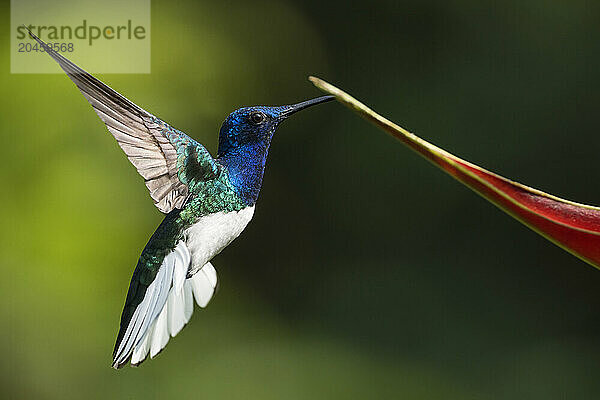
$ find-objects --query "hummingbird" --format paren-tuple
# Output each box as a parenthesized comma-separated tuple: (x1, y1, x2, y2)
(28, 30, 333, 368)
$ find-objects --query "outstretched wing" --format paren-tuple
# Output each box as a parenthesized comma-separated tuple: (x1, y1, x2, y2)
(28, 28, 218, 213)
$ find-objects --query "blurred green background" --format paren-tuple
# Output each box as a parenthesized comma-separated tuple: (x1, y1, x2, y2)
(3, 0, 600, 398)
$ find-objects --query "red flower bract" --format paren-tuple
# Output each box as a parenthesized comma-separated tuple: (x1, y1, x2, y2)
(310, 76, 600, 269)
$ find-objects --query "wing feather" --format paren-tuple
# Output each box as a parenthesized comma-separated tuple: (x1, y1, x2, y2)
(27, 28, 219, 213)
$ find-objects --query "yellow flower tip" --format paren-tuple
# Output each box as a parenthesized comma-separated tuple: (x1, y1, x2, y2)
(308, 76, 333, 93)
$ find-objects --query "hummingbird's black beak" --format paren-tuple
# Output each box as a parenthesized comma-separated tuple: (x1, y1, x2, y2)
(279, 95, 335, 119)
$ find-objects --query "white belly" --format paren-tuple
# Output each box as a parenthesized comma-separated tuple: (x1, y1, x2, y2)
(183, 206, 255, 273)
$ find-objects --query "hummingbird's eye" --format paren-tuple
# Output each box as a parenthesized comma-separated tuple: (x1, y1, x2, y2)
(249, 112, 266, 125)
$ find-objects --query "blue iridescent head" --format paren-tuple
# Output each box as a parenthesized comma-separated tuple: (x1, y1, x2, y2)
(217, 95, 334, 205)
(217, 95, 334, 157)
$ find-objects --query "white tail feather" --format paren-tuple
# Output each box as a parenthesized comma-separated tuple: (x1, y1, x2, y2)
(190, 263, 217, 308)
(167, 284, 187, 336)
(149, 307, 169, 358)
(129, 260, 218, 365)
